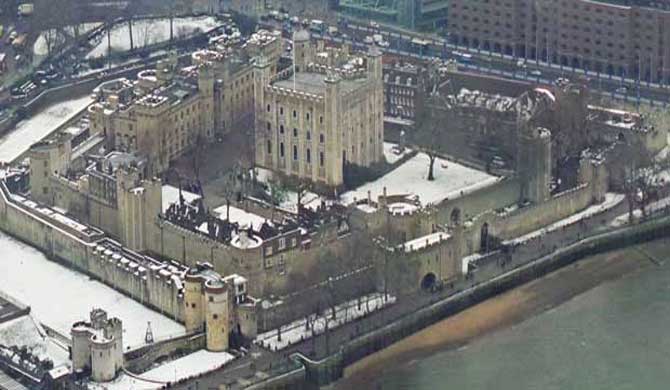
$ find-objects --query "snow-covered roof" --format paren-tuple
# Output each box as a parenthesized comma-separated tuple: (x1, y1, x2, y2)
(388, 202, 418, 215)
(93, 350, 235, 389)
(0, 315, 70, 367)
(0, 95, 92, 163)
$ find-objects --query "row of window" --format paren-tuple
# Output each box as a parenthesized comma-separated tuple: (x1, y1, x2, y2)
(266, 104, 324, 124)
(268, 140, 325, 166)
(268, 122, 326, 143)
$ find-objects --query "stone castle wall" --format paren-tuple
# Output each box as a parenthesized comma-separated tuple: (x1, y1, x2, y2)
(0, 181, 185, 322)
(148, 218, 353, 297)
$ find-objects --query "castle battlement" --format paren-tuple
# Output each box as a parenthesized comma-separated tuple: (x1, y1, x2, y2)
(265, 84, 323, 102)
(402, 231, 451, 253)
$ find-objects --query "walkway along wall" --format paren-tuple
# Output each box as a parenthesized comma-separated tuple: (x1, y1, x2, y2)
(0, 181, 186, 322)
(293, 214, 670, 386)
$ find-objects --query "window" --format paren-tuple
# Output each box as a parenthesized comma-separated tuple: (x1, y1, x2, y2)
(280, 142, 285, 157)
(209, 296, 213, 302)
(280, 125, 284, 134)
(319, 133, 325, 143)
(291, 237, 298, 247)
(266, 122, 271, 131)
(213, 314, 218, 319)
(306, 131, 311, 140)
(293, 128, 298, 137)
(280, 107, 284, 115)
(306, 148, 311, 163)
(267, 104, 271, 112)
(319, 116, 323, 124)
(306, 112, 310, 120)
(320, 151, 324, 166)
(293, 145, 298, 160)
(278, 237, 286, 250)
(267, 140, 272, 154)
(191, 303, 196, 308)
(293, 110, 297, 118)
(265, 246, 273, 256)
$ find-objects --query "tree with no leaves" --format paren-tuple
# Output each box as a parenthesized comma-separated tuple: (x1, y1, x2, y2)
(620, 138, 666, 221)
(412, 62, 449, 181)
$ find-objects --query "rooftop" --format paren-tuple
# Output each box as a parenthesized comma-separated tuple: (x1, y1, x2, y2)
(272, 72, 368, 95)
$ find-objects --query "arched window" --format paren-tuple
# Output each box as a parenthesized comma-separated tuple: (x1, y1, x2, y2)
(280, 142, 285, 157)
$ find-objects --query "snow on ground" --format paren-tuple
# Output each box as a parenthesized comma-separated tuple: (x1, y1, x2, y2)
(0, 95, 93, 164)
(33, 23, 102, 57)
(95, 350, 235, 390)
(611, 195, 670, 227)
(212, 204, 268, 230)
(383, 142, 412, 164)
(161, 185, 201, 212)
(506, 193, 625, 245)
(86, 16, 220, 59)
(0, 233, 185, 347)
(341, 153, 500, 206)
(251, 167, 323, 213)
(255, 293, 396, 351)
(0, 315, 70, 367)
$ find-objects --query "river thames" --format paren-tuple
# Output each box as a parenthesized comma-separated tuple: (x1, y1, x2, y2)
(338, 239, 670, 390)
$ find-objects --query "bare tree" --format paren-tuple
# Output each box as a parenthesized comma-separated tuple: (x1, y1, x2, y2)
(620, 139, 666, 221)
(191, 133, 207, 182)
(374, 239, 420, 300)
(412, 64, 449, 181)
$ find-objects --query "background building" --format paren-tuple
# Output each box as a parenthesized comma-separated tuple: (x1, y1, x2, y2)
(448, 0, 670, 83)
(339, 0, 449, 30)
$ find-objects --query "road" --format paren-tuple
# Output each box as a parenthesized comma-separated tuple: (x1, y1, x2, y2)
(261, 17, 670, 107)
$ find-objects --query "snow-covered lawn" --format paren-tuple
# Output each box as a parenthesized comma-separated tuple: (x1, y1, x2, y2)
(95, 350, 235, 389)
(87, 16, 220, 59)
(506, 193, 625, 245)
(213, 204, 268, 230)
(383, 142, 412, 164)
(0, 315, 69, 367)
(251, 167, 323, 213)
(0, 95, 93, 164)
(255, 293, 396, 351)
(161, 185, 201, 212)
(341, 153, 500, 206)
(0, 233, 185, 347)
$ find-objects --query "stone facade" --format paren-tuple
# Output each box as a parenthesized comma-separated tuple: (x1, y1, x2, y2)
(71, 309, 123, 382)
(254, 32, 385, 188)
(87, 30, 282, 176)
(183, 265, 258, 351)
(448, 0, 670, 82)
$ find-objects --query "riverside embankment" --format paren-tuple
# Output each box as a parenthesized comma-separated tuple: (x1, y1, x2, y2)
(334, 238, 668, 389)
